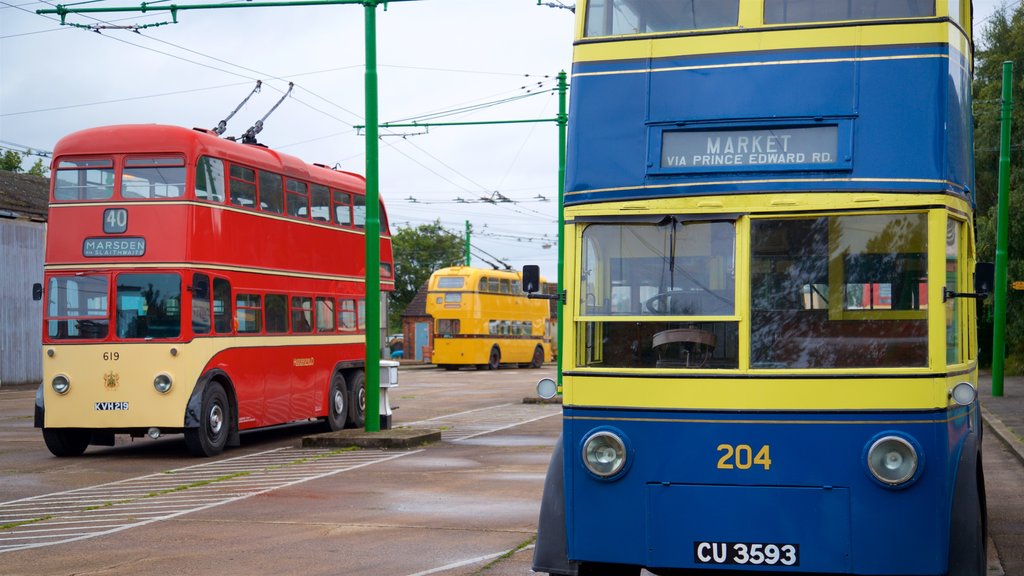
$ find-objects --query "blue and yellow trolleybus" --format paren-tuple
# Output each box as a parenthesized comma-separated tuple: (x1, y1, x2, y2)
(529, 1, 988, 574)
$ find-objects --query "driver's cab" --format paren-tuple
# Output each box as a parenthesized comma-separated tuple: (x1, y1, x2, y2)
(572, 216, 739, 370)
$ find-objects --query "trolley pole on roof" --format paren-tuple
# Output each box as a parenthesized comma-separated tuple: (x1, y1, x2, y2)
(992, 61, 1013, 397)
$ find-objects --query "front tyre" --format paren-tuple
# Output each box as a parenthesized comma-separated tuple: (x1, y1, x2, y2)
(184, 382, 230, 457)
(42, 428, 91, 457)
(348, 371, 366, 429)
(488, 346, 501, 370)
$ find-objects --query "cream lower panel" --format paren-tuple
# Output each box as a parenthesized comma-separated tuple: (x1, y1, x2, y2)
(41, 335, 364, 428)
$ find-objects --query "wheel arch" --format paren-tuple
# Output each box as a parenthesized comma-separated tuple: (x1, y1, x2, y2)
(185, 370, 240, 447)
(946, 422, 986, 575)
(533, 433, 578, 575)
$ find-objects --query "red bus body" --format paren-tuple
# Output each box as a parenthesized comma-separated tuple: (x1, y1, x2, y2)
(36, 124, 394, 456)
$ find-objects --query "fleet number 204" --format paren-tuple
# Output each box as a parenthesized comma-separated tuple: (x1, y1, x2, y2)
(717, 444, 771, 470)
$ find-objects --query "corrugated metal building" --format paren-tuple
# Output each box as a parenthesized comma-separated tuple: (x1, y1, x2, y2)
(0, 171, 48, 388)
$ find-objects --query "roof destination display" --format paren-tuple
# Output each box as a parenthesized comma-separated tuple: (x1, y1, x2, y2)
(661, 125, 839, 169)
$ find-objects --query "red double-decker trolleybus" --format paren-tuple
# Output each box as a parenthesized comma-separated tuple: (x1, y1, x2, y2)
(33, 124, 395, 457)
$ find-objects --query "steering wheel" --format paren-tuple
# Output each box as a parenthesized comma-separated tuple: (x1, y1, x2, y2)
(645, 290, 692, 315)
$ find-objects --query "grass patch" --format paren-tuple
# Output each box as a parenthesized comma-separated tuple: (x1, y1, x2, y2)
(145, 471, 252, 498)
(1, 515, 53, 531)
(472, 536, 536, 574)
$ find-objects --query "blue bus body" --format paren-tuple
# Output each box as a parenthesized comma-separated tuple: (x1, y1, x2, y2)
(534, 2, 985, 575)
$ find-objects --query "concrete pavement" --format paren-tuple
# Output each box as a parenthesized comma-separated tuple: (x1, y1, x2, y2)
(979, 373, 1024, 576)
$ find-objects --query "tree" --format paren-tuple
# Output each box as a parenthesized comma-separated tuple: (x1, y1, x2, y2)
(28, 159, 48, 177)
(1, 150, 23, 172)
(388, 220, 465, 329)
(973, 3, 1024, 371)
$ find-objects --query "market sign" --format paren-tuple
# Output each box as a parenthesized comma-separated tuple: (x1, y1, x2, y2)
(83, 237, 146, 257)
(661, 125, 839, 169)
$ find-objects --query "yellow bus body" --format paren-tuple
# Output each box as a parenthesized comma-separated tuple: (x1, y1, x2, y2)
(426, 266, 552, 368)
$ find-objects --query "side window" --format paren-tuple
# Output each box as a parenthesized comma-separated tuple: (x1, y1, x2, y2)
(291, 296, 313, 333)
(259, 171, 284, 214)
(265, 294, 288, 333)
(333, 191, 353, 226)
(286, 179, 309, 218)
(213, 278, 232, 333)
(478, 278, 488, 292)
(196, 156, 226, 202)
(192, 273, 211, 335)
(354, 195, 367, 228)
(316, 297, 336, 332)
(338, 299, 357, 332)
(357, 299, 366, 332)
(229, 165, 257, 208)
(488, 278, 500, 293)
(500, 279, 511, 294)
(236, 294, 262, 334)
(311, 184, 331, 222)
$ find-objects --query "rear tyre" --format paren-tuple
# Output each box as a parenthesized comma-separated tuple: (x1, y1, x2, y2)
(530, 346, 544, 369)
(348, 371, 366, 429)
(488, 347, 501, 370)
(42, 428, 91, 457)
(184, 382, 230, 457)
(325, 372, 349, 431)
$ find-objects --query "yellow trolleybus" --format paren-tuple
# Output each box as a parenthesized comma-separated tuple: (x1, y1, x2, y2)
(426, 266, 551, 370)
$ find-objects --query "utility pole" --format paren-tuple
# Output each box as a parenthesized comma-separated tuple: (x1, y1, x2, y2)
(992, 60, 1013, 397)
(39, 0, 420, 431)
(465, 220, 471, 266)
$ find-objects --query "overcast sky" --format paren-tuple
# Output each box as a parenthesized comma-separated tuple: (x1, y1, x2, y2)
(0, 0, 1015, 279)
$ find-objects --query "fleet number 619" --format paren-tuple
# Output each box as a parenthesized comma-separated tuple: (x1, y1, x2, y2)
(717, 444, 771, 470)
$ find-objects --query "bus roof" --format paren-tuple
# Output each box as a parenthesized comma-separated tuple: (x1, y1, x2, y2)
(51, 124, 368, 195)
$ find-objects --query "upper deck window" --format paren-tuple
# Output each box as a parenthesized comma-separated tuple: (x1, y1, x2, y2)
(437, 277, 465, 289)
(764, 0, 934, 24)
(196, 156, 226, 202)
(54, 159, 114, 201)
(122, 156, 186, 199)
(584, 0, 739, 37)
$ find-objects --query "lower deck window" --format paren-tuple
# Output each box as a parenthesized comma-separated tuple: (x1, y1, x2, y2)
(750, 214, 928, 368)
(116, 273, 181, 339)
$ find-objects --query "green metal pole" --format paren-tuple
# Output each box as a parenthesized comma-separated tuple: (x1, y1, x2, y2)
(363, 0, 381, 430)
(992, 60, 1013, 397)
(465, 220, 471, 266)
(556, 70, 567, 390)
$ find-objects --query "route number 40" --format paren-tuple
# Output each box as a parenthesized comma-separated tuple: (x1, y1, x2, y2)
(717, 444, 771, 470)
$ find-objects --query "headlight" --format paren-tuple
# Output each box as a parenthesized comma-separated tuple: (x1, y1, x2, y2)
(950, 382, 977, 406)
(582, 431, 627, 478)
(52, 374, 70, 395)
(867, 436, 919, 486)
(153, 373, 173, 394)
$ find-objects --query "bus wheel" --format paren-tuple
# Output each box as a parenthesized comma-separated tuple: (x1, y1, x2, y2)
(530, 346, 544, 369)
(488, 347, 501, 370)
(348, 371, 366, 429)
(325, 372, 349, 431)
(42, 428, 90, 457)
(185, 382, 230, 457)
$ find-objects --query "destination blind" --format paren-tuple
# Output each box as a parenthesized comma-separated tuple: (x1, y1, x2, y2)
(661, 126, 839, 169)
